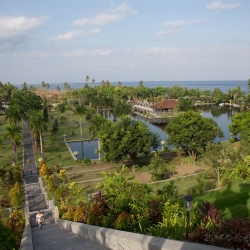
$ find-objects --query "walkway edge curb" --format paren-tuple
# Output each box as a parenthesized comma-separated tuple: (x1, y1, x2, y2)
(55, 218, 228, 250)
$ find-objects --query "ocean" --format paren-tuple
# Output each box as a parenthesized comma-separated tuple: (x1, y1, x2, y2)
(16, 80, 249, 93)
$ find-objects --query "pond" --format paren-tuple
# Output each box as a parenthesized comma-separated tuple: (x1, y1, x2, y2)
(68, 105, 239, 160)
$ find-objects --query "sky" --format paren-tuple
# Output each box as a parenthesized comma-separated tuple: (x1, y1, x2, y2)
(0, 0, 249, 85)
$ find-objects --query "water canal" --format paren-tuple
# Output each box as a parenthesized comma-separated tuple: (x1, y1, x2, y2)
(68, 105, 239, 160)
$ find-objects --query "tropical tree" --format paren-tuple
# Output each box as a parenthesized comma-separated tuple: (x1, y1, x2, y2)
(88, 114, 107, 138)
(40, 81, 46, 89)
(165, 110, 223, 160)
(92, 79, 95, 84)
(113, 101, 132, 120)
(177, 98, 196, 112)
(4, 124, 22, 161)
(98, 116, 160, 164)
(85, 75, 90, 82)
(5, 103, 23, 126)
(28, 110, 47, 155)
(74, 104, 86, 137)
(228, 110, 250, 139)
(22, 82, 27, 91)
(63, 82, 70, 90)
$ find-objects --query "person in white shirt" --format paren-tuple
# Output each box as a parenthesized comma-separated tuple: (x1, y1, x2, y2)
(36, 210, 44, 229)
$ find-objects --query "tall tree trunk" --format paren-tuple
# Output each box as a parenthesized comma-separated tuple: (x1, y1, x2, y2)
(39, 131, 43, 155)
(80, 118, 83, 137)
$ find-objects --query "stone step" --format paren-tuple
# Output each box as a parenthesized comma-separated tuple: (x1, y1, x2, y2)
(25, 175, 39, 184)
(25, 183, 42, 196)
(30, 211, 55, 227)
(28, 194, 48, 212)
(31, 224, 109, 250)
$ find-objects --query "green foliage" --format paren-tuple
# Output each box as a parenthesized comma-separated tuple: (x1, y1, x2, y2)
(82, 157, 91, 165)
(64, 204, 75, 221)
(0, 221, 19, 250)
(149, 152, 175, 181)
(74, 202, 87, 223)
(228, 110, 250, 139)
(9, 182, 21, 207)
(99, 116, 160, 164)
(6, 210, 25, 239)
(157, 180, 178, 201)
(113, 211, 133, 231)
(177, 98, 196, 112)
(196, 172, 208, 195)
(166, 110, 223, 160)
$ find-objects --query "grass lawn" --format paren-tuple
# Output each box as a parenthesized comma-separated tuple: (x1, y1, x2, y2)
(193, 180, 250, 218)
(34, 110, 93, 167)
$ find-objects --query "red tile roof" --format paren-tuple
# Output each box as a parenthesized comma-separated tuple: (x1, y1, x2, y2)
(150, 99, 178, 109)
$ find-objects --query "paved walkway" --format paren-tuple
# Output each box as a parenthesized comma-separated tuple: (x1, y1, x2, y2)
(22, 122, 109, 250)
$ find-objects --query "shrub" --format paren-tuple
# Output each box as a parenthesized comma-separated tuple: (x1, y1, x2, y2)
(40, 163, 50, 176)
(87, 203, 103, 226)
(0, 198, 10, 208)
(9, 182, 21, 207)
(74, 203, 87, 223)
(189, 218, 250, 249)
(0, 221, 19, 250)
(6, 210, 25, 239)
(113, 211, 133, 231)
(64, 204, 75, 221)
(82, 157, 91, 165)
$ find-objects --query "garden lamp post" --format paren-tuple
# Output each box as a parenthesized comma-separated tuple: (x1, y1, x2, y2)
(161, 140, 165, 151)
(184, 193, 193, 240)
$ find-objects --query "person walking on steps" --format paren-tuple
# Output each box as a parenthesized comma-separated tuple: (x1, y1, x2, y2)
(36, 210, 44, 229)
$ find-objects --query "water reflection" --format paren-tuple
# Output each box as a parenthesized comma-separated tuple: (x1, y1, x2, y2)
(68, 105, 238, 159)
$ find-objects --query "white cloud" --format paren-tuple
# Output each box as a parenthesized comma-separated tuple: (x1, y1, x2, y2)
(163, 20, 185, 28)
(0, 15, 48, 40)
(156, 29, 184, 36)
(73, 3, 137, 26)
(51, 28, 101, 42)
(63, 49, 113, 57)
(157, 19, 203, 36)
(206, 0, 239, 10)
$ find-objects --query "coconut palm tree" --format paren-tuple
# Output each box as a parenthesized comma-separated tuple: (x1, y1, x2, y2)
(74, 104, 86, 137)
(5, 103, 23, 126)
(28, 110, 47, 155)
(41, 81, 46, 90)
(92, 79, 95, 84)
(85, 75, 90, 82)
(4, 124, 22, 162)
(113, 101, 132, 120)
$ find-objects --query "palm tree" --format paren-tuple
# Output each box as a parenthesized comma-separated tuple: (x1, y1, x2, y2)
(63, 82, 70, 90)
(92, 79, 95, 84)
(46, 83, 50, 90)
(74, 104, 86, 137)
(28, 110, 47, 155)
(22, 82, 27, 91)
(41, 81, 46, 90)
(85, 75, 90, 82)
(5, 103, 23, 126)
(113, 101, 132, 120)
(4, 124, 22, 162)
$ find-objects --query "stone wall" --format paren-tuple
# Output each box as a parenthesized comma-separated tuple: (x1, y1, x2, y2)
(55, 218, 227, 250)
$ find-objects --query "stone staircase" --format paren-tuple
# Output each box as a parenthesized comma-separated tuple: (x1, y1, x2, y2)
(21, 123, 108, 249)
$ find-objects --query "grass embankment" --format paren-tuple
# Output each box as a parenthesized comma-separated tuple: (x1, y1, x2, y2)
(0, 115, 25, 219)
(194, 180, 250, 218)
(0, 116, 23, 169)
